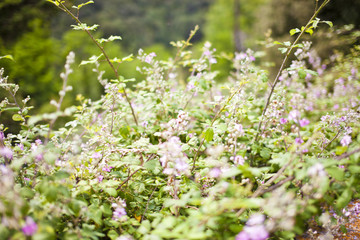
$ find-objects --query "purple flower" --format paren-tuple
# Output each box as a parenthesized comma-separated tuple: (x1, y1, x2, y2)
(35, 153, 43, 162)
(288, 110, 300, 122)
(234, 155, 245, 166)
(0, 131, 4, 141)
(236, 214, 269, 240)
(22, 217, 37, 236)
(0, 147, 13, 160)
(35, 139, 42, 145)
(18, 143, 24, 151)
(299, 118, 310, 127)
(279, 118, 287, 125)
(92, 152, 102, 159)
(209, 168, 221, 178)
(102, 165, 112, 172)
(295, 138, 304, 145)
(145, 52, 156, 63)
(98, 175, 104, 182)
(340, 135, 352, 147)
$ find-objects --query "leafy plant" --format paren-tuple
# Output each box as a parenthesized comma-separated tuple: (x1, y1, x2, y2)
(1, 0, 360, 239)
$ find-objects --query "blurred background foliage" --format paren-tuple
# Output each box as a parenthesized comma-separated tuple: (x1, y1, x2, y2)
(1, 0, 359, 126)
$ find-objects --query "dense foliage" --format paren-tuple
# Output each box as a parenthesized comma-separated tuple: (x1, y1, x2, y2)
(1, 0, 360, 239)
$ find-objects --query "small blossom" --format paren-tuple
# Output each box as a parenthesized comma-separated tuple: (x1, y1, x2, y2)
(0, 147, 13, 160)
(299, 118, 310, 127)
(288, 110, 300, 122)
(92, 152, 102, 159)
(340, 135, 352, 146)
(279, 118, 287, 124)
(98, 175, 104, 182)
(22, 217, 38, 236)
(144, 52, 156, 63)
(35, 139, 42, 145)
(234, 155, 245, 166)
(209, 168, 221, 178)
(295, 138, 304, 145)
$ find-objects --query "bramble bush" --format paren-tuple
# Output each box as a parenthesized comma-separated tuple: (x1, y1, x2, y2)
(1, 0, 360, 239)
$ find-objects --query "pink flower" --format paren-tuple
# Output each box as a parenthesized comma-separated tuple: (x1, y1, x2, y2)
(299, 118, 310, 127)
(98, 175, 104, 182)
(92, 152, 102, 159)
(0, 147, 13, 160)
(340, 135, 352, 146)
(295, 138, 304, 145)
(22, 217, 37, 236)
(288, 110, 300, 122)
(279, 118, 287, 124)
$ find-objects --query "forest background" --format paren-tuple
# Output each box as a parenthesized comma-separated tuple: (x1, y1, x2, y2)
(0, 0, 359, 132)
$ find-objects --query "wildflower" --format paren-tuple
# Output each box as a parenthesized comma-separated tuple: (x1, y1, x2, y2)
(299, 118, 310, 127)
(209, 168, 221, 178)
(92, 152, 102, 159)
(98, 175, 104, 182)
(234, 155, 245, 166)
(102, 165, 112, 172)
(0, 147, 13, 160)
(35, 139, 42, 145)
(236, 214, 269, 240)
(279, 118, 287, 124)
(308, 163, 326, 177)
(340, 135, 352, 146)
(22, 217, 38, 236)
(112, 200, 127, 221)
(288, 110, 300, 122)
(35, 153, 43, 162)
(295, 138, 304, 145)
(145, 52, 156, 64)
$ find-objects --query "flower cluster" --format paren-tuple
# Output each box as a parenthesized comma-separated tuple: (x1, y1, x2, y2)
(236, 214, 269, 240)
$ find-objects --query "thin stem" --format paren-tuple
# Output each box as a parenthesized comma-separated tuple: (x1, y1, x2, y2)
(236, 156, 295, 217)
(55, 0, 138, 126)
(191, 85, 244, 172)
(317, 129, 341, 157)
(255, 0, 330, 141)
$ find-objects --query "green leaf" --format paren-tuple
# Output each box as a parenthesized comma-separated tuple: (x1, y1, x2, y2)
(323, 21, 333, 28)
(336, 188, 352, 209)
(97, 35, 122, 44)
(12, 114, 23, 121)
(72, 1, 94, 10)
(107, 230, 119, 240)
(204, 127, 214, 142)
(298, 69, 307, 79)
(326, 167, 344, 181)
(305, 28, 314, 35)
(336, 146, 348, 155)
(104, 188, 117, 197)
(260, 148, 271, 160)
(0, 55, 14, 61)
(80, 54, 103, 66)
(289, 28, 300, 36)
(278, 48, 288, 54)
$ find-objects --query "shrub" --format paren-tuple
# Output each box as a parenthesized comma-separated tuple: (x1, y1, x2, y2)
(1, 0, 359, 239)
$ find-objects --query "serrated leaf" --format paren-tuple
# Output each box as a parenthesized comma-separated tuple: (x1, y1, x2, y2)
(71, 23, 99, 31)
(80, 54, 103, 66)
(204, 127, 214, 142)
(72, 1, 94, 10)
(97, 35, 122, 44)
